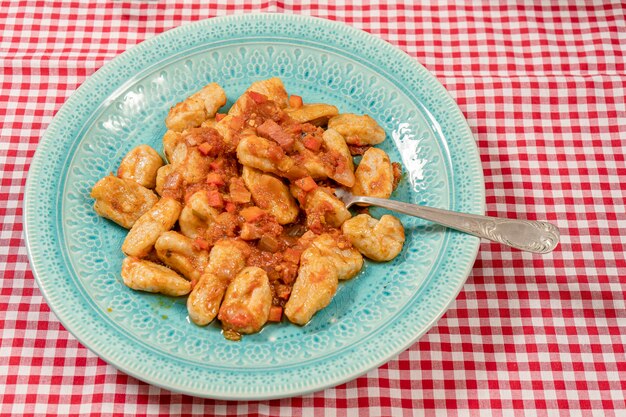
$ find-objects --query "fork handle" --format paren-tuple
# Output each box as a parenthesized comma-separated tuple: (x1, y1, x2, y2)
(350, 196, 560, 254)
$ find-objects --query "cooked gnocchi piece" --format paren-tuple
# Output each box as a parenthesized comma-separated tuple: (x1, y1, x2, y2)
(178, 191, 220, 239)
(205, 239, 250, 280)
(322, 128, 355, 187)
(154, 231, 210, 282)
(341, 214, 405, 261)
(328, 113, 386, 145)
(170, 143, 212, 184)
(165, 83, 227, 132)
(236, 133, 302, 179)
(155, 165, 186, 201)
(286, 103, 339, 125)
(117, 145, 164, 189)
(121, 257, 191, 296)
(201, 118, 217, 129)
(91, 175, 159, 229)
(154, 164, 174, 197)
(351, 147, 393, 199)
(162, 130, 183, 163)
(291, 140, 330, 180)
(218, 267, 272, 334)
(187, 272, 229, 326)
(310, 233, 363, 280)
(228, 77, 289, 118)
(121, 197, 182, 258)
(248, 77, 289, 108)
(212, 114, 244, 146)
(187, 239, 250, 326)
(305, 188, 352, 228)
(242, 166, 299, 225)
(284, 246, 339, 325)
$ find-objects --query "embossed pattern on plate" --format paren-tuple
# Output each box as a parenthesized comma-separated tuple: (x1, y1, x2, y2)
(25, 14, 484, 399)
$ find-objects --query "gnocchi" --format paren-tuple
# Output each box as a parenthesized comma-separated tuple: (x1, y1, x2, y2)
(187, 272, 229, 326)
(309, 233, 363, 280)
(205, 239, 250, 281)
(284, 246, 338, 325)
(186, 239, 250, 326)
(236, 133, 302, 179)
(121, 197, 182, 258)
(117, 145, 164, 189)
(91, 175, 159, 229)
(322, 128, 355, 187)
(328, 113, 386, 145)
(341, 214, 405, 261)
(351, 147, 394, 199)
(165, 83, 227, 132)
(91, 78, 407, 340)
(242, 166, 299, 225)
(178, 191, 220, 239)
(121, 257, 191, 297)
(229, 77, 289, 117)
(218, 267, 272, 335)
(154, 164, 174, 197)
(304, 187, 352, 228)
(154, 231, 210, 282)
(162, 130, 183, 163)
(286, 103, 339, 125)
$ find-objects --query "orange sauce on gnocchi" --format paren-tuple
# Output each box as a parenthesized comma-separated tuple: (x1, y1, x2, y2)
(93, 78, 404, 338)
(158, 91, 353, 310)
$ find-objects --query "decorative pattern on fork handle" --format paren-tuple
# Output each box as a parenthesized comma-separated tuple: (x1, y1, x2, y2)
(460, 217, 560, 254)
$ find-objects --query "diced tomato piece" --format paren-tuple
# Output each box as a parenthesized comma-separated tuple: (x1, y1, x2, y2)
(319, 201, 334, 214)
(283, 248, 303, 264)
(229, 178, 252, 203)
(205, 189, 224, 208)
(302, 135, 322, 152)
(209, 159, 224, 171)
(229, 116, 244, 131)
(162, 171, 184, 201)
(239, 206, 265, 222)
(193, 237, 210, 251)
(206, 172, 225, 187)
(294, 176, 318, 192)
(224, 201, 237, 213)
(239, 223, 263, 240)
(215, 113, 227, 122)
(247, 91, 268, 104)
(307, 215, 325, 234)
(266, 142, 286, 162)
(288, 95, 303, 109)
(286, 123, 303, 136)
(268, 306, 283, 322)
(198, 142, 213, 155)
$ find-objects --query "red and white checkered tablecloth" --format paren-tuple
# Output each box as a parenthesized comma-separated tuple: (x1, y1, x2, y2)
(1, 1, 625, 416)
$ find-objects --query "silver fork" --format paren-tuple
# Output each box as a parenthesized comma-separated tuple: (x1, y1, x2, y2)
(334, 188, 560, 254)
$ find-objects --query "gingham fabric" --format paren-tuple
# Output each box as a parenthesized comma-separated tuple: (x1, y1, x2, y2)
(1, 1, 625, 416)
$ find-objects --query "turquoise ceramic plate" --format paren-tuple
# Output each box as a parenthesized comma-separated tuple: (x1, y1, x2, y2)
(25, 14, 484, 399)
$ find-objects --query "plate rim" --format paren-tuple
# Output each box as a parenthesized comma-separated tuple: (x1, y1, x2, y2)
(24, 13, 485, 399)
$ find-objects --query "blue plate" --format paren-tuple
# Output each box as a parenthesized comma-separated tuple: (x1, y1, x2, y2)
(24, 14, 484, 399)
